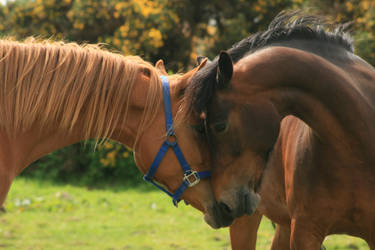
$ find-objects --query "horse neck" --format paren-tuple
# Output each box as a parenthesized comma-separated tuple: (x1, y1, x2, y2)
(2, 108, 140, 174)
(0, 41, 162, 171)
(233, 46, 375, 156)
(3, 76, 158, 174)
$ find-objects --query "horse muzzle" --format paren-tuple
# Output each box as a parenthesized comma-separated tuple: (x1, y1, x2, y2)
(205, 187, 260, 228)
(203, 201, 235, 229)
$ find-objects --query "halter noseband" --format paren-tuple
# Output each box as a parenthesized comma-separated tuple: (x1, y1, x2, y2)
(143, 75, 211, 207)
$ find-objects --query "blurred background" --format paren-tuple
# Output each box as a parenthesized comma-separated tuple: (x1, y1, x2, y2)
(0, 0, 374, 191)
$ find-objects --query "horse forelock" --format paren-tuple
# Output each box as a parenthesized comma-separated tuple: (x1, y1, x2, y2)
(0, 38, 162, 143)
(183, 61, 217, 117)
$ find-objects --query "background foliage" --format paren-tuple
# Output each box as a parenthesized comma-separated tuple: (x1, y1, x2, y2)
(0, 0, 374, 183)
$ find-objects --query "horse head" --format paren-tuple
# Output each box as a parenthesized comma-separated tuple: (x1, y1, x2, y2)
(119, 58, 226, 226)
(184, 51, 281, 227)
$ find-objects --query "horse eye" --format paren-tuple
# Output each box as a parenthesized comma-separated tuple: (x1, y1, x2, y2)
(191, 124, 205, 134)
(213, 122, 229, 134)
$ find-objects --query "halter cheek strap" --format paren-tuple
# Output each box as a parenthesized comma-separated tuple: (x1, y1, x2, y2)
(143, 75, 211, 207)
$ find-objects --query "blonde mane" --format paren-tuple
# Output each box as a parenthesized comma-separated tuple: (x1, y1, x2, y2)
(0, 38, 162, 143)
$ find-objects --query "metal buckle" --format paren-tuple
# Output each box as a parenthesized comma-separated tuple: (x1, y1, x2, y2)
(165, 130, 177, 146)
(166, 134, 177, 146)
(183, 171, 200, 187)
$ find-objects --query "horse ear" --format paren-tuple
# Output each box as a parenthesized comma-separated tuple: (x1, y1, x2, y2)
(173, 58, 208, 97)
(196, 56, 207, 66)
(197, 57, 208, 71)
(217, 51, 233, 89)
(155, 59, 168, 75)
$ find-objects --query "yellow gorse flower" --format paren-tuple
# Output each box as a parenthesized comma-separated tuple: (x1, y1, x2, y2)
(148, 28, 163, 48)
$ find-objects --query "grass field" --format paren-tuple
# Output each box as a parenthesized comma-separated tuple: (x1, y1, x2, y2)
(0, 177, 369, 249)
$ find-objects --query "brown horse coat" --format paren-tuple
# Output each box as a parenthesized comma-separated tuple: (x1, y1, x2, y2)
(184, 12, 375, 249)
(0, 38, 218, 227)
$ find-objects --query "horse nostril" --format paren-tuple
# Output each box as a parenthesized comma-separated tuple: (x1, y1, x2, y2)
(218, 202, 232, 215)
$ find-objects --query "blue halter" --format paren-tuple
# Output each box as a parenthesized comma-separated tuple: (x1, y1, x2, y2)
(143, 75, 211, 207)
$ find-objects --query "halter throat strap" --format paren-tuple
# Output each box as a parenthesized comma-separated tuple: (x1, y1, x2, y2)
(143, 75, 210, 207)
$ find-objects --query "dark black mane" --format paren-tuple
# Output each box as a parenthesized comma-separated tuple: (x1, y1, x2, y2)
(184, 10, 354, 115)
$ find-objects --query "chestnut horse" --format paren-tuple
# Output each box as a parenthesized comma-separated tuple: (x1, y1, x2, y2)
(184, 12, 375, 249)
(0, 38, 226, 230)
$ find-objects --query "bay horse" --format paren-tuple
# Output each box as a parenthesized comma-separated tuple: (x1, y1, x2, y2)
(0, 38, 226, 229)
(184, 11, 375, 249)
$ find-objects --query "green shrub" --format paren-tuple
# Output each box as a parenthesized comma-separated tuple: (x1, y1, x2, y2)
(22, 140, 142, 186)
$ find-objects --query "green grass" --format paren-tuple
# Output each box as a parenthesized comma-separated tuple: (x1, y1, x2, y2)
(0, 177, 369, 249)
